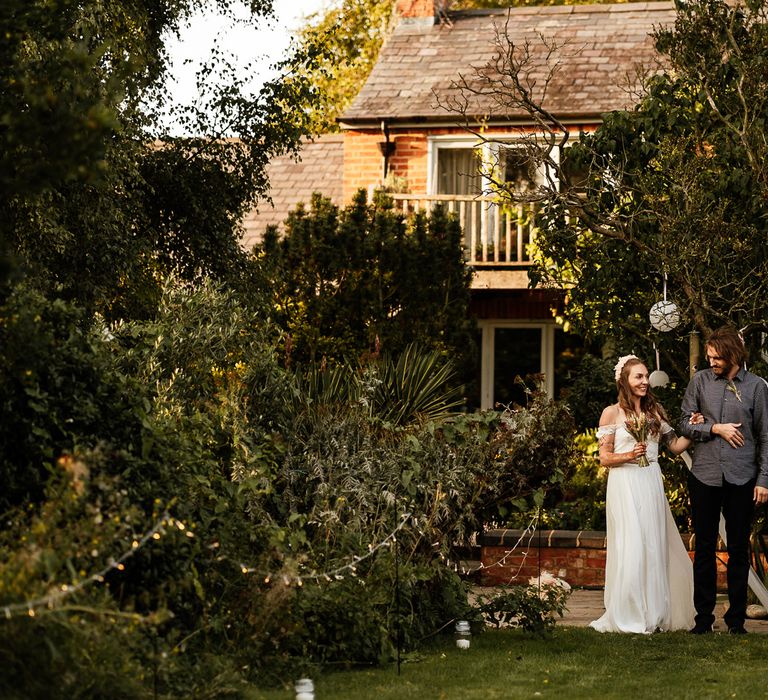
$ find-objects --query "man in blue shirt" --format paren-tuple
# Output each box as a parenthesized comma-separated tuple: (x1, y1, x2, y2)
(680, 326, 768, 634)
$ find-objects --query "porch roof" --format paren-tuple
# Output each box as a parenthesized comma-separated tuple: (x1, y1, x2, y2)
(240, 133, 344, 249)
(340, 1, 675, 126)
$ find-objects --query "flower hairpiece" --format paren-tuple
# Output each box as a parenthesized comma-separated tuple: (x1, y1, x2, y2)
(614, 354, 638, 382)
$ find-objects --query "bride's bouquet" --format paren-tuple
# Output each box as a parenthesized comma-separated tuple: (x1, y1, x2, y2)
(624, 413, 658, 467)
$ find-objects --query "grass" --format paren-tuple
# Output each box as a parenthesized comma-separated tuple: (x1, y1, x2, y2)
(250, 626, 768, 699)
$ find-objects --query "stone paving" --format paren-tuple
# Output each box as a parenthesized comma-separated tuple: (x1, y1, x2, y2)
(560, 588, 768, 633)
(471, 585, 768, 632)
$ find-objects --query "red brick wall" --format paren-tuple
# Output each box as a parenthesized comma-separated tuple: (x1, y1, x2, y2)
(396, 0, 435, 18)
(479, 529, 761, 592)
(343, 131, 384, 201)
(482, 544, 608, 589)
(388, 132, 428, 193)
(342, 128, 432, 201)
(341, 124, 601, 204)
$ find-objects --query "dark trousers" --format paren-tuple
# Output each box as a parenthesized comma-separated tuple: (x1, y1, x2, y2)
(688, 472, 755, 629)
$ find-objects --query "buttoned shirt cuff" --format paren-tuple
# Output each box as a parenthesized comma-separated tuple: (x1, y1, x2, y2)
(680, 421, 714, 441)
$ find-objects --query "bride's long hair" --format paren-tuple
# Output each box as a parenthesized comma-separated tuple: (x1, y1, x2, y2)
(617, 358, 667, 432)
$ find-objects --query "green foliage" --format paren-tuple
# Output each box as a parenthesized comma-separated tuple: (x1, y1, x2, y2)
(293, 0, 396, 133)
(0, 276, 576, 694)
(0, 285, 144, 511)
(256, 190, 475, 375)
(295, 344, 464, 427)
(558, 354, 615, 433)
(371, 344, 466, 425)
(2, 0, 320, 319)
(483, 391, 577, 524)
(0, 613, 148, 700)
(474, 582, 570, 636)
(538, 429, 607, 531)
(0, 450, 156, 700)
(528, 0, 768, 363)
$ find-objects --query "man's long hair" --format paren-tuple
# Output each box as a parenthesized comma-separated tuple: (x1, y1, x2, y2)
(617, 358, 668, 433)
(706, 326, 748, 370)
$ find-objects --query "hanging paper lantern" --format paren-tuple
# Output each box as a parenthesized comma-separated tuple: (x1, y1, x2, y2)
(649, 300, 681, 332)
(649, 369, 670, 388)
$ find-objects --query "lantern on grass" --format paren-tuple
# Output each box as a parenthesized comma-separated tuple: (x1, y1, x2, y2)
(649, 273, 681, 332)
(295, 678, 314, 700)
(455, 620, 471, 649)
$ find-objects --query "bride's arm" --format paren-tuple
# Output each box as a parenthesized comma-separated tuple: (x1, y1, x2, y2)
(598, 405, 644, 468)
(663, 413, 703, 455)
(665, 433, 692, 455)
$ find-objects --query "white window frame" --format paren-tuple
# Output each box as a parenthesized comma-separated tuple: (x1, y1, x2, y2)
(427, 134, 558, 196)
(478, 319, 556, 410)
(427, 136, 481, 195)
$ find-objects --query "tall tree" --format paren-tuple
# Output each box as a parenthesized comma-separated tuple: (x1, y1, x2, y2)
(1, 0, 320, 317)
(441, 0, 768, 373)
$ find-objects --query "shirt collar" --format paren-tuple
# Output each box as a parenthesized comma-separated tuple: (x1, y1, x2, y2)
(714, 366, 747, 382)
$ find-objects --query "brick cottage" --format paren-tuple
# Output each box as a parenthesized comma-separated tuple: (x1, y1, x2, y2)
(242, 1, 766, 594)
(245, 0, 677, 410)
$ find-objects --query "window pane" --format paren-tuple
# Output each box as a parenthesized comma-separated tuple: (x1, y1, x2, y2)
(493, 327, 542, 408)
(502, 149, 537, 191)
(436, 148, 482, 195)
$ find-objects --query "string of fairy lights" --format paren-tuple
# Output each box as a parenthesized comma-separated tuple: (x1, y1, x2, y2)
(3, 511, 416, 616)
(454, 511, 540, 581)
(3, 508, 544, 619)
(238, 511, 413, 585)
(2, 510, 176, 619)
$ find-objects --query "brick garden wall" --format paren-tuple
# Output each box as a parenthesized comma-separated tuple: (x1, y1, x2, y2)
(480, 529, 747, 592)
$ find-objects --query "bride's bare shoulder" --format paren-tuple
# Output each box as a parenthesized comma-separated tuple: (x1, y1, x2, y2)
(599, 404, 620, 426)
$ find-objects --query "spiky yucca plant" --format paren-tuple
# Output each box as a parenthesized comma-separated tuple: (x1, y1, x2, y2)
(293, 344, 463, 427)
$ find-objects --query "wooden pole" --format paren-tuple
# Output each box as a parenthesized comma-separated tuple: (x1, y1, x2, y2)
(689, 330, 700, 379)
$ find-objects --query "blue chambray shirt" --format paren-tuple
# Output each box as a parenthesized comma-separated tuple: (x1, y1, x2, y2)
(679, 367, 768, 488)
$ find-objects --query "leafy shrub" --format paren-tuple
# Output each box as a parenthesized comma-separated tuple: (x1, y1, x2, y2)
(0, 450, 155, 699)
(0, 278, 577, 694)
(474, 579, 571, 636)
(0, 285, 144, 511)
(255, 190, 476, 374)
(480, 391, 578, 526)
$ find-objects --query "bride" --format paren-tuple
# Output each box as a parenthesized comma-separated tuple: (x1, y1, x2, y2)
(590, 354, 697, 634)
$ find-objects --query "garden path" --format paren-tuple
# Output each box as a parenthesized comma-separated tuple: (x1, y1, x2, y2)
(560, 589, 768, 633)
(471, 587, 768, 633)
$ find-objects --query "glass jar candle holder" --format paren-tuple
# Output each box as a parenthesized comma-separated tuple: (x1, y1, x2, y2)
(455, 620, 471, 649)
(295, 677, 314, 700)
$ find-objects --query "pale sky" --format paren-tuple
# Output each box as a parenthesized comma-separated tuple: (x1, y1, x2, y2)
(163, 0, 329, 122)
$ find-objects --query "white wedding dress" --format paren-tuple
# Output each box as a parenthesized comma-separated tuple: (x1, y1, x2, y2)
(589, 419, 695, 633)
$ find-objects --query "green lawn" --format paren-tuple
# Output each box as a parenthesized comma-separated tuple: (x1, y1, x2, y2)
(251, 626, 768, 699)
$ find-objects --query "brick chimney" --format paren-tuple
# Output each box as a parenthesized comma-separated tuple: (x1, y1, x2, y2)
(396, 0, 450, 20)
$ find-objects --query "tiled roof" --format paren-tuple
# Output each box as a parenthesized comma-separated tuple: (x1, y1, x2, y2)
(240, 133, 345, 249)
(341, 1, 675, 124)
